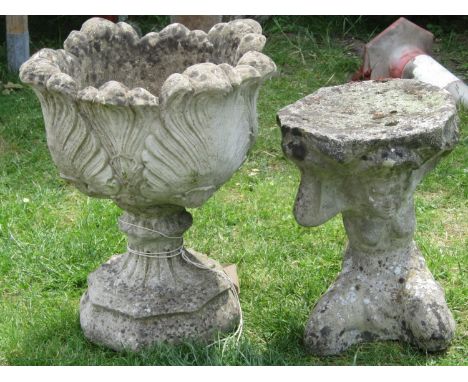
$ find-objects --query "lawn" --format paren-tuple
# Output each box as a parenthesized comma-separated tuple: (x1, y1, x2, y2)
(0, 16, 466, 365)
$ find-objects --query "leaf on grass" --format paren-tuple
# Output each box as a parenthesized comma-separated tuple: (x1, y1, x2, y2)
(4, 82, 23, 90)
(1, 82, 23, 96)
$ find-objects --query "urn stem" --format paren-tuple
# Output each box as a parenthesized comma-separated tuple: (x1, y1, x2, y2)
(118, 206, 192, 256)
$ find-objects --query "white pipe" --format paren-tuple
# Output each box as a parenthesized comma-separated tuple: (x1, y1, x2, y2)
(402, 54, 468, 107)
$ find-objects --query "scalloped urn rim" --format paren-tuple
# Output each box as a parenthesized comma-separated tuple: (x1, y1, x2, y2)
(19, 17, 277, 106)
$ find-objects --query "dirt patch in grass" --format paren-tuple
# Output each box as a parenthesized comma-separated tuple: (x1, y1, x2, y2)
(0, 136, 18, 157)
(419, 190, 468, 248)
(46, 190, 87, 228)
(218, 188, 246, 203)
(434, 208, 468, 247)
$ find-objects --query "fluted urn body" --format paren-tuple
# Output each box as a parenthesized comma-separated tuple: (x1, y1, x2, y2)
(20, 17, 276, 350)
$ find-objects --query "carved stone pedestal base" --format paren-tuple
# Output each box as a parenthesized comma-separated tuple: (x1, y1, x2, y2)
(80, 209, 240, 351)
(80, 250, 239, 351)
(304, 243, 455, 355)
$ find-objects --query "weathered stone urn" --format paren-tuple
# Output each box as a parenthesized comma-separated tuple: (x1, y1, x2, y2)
(20, 17, 276, 351)
(278, 79, 458, 355)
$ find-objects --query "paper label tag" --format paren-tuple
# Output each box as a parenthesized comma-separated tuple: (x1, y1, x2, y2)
(222, 264, 240, 294)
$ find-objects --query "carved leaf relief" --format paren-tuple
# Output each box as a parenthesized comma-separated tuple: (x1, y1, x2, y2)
(35, 89, 118, 197)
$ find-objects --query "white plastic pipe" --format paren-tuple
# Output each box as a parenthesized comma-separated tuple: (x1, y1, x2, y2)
(402, 54, 468, 107)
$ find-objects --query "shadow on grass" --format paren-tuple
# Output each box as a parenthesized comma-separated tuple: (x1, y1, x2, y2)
(3, 282, 458, 366)
(5, 298, 452, 366)
(4, 292, 303, 366)
(8, 311, 302, 366)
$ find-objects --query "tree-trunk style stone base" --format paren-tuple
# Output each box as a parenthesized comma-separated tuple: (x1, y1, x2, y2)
(304, 243, 455, 355)
(277, 79, 459, 355)
(80, 249, 239, 351)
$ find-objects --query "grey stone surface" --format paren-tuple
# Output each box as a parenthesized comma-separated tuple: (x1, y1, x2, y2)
(278, 79, 458, 355)
(20, 17, 276, 351)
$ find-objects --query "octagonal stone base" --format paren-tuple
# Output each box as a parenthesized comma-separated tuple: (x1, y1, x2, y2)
(80, 249, 240, 351)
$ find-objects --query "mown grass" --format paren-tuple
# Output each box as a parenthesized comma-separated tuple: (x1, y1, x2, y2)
(0, 16, 466, 365)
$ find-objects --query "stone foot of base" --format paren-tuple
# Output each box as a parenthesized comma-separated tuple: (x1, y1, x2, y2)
(304, 245, 456, 355)
(80, 249, 240, 351)
(80, 289, 238, 351)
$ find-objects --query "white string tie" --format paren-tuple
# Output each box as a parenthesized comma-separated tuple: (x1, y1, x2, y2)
(119, 218, 184, 239)
(126, 245, 184, 259)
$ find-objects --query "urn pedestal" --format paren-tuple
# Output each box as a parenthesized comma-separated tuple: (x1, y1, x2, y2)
(20, 17, 276, 350)
(277, 79, 458, 355)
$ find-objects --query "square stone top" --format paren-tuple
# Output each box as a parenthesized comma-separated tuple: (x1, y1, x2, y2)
(277, 79, 458, 165)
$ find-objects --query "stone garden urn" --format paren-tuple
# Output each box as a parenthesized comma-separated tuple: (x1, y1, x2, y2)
(20, 17, 276, 351)
(278, 79, 458, 355)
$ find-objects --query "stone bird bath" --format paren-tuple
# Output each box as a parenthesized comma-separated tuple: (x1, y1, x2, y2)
(20, 17, 276, 351)
(278, 79, 458, 355)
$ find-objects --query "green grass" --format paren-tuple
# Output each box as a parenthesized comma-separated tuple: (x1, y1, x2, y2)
(0, 16, 467, 365)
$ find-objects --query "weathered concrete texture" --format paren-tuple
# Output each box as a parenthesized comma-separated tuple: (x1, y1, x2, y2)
(81, 287, 238, 351)
(278, 79, 458, 355)
(19, 18, 276, 350)
(81, 249, 238, 351)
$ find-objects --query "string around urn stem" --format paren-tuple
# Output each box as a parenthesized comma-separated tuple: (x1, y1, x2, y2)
(118, 218, 185, 239)
(118, 218, 244, 345)
(126, 245, 184, 259)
